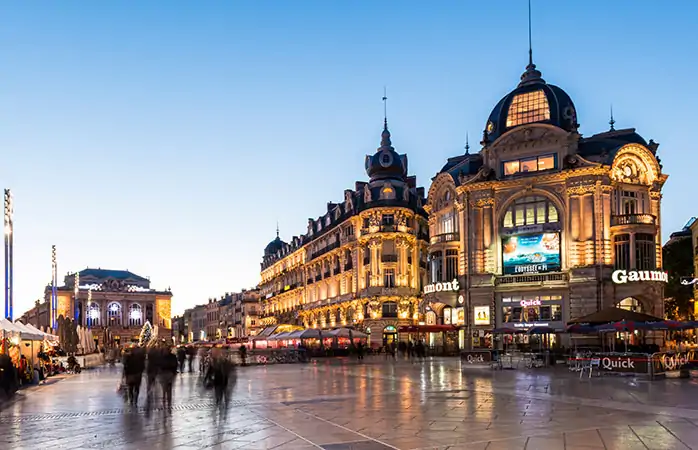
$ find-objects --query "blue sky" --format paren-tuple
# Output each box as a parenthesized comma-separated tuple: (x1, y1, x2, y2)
(1, 1, 696, 316)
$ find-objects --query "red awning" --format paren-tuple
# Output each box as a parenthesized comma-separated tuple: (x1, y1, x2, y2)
(398, 325, 458, 333)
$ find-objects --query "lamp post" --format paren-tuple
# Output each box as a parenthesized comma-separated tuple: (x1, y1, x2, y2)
(74, 272, 80, 323)
(51, 245, 57, 330)
(4, 189, 13, 321)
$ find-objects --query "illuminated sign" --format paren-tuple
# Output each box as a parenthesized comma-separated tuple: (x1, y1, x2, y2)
(681, 277, 698, 285)
(611, 270, 668, 284)
(520, 299, 542, 307)
(454, 307, 465, 326)
(513, 322, 549, 328)
(423, 279, 460, 294)
(473, 306, 490, 325)
(502, 233, 560, 275)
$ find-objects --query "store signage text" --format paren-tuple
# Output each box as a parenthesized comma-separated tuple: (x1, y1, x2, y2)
(602, 357, 634, 370)
(681, 277, 698, 285)
(611, 270, 668, 284)
(423, 279, 460, 294)
(513, 322, 549, 328)
(520, 299, 542, 307)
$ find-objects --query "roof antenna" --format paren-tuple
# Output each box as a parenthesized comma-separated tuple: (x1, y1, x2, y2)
(609, 104, 616, 131)
(519, 0, 543, 86)
(276, 221, 280, 238)
(465, 132, 470, 155)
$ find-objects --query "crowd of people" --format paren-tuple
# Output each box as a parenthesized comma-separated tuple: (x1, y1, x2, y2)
(120, 342, 236, 408)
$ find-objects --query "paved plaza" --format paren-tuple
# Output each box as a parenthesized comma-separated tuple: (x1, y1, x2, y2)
(2, 357, 698, 449)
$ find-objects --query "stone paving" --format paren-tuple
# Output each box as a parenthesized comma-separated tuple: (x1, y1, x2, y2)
(2, 357, 698, 449)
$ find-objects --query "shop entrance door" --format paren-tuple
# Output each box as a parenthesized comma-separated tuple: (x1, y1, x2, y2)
(383, 325, 397, 347)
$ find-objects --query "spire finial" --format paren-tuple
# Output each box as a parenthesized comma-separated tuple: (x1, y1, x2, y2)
(528, 0, 533, 67)
(609, 104, 616, 131)
(382, 86, 388, 131)
(465, 132, 470, 155)
(276, 222, 279, 238)
(380, 87, 392, 148)
(519, 0, 544, 86)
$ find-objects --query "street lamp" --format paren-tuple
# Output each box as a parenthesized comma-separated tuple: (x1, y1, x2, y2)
(4, 189, 13, 321)
(51, 245, 57, 330)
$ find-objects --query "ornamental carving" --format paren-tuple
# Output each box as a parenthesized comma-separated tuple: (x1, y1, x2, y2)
(649, 191, 662, 200)
(470, 198, 495, 208)
(364, 184, 372, 203)
(566, 185, 596, 196)
(611, 158, 648, 185)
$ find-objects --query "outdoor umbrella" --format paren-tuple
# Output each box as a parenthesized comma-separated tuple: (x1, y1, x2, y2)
(527, 326, 556, 335)
(565, 324, 597, 334)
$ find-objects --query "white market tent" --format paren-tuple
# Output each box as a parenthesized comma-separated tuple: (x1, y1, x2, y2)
(11, 321, 44, 340)
(24, 323, 59, 341)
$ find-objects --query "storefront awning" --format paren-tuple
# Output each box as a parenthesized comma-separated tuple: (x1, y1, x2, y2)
(567, 307, 661, 325)
(398, 325, 458, 333)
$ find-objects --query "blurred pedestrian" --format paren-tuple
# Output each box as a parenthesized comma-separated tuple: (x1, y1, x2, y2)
(159, 347, 178, 408)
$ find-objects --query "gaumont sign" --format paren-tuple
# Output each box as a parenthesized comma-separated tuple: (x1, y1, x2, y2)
(611, 270, 668, 284)
(423, 279, 460, 294)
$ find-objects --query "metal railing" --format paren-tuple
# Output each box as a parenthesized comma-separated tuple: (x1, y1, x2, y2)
(611, 214, 656, 226)
(430, 232, 459, 244)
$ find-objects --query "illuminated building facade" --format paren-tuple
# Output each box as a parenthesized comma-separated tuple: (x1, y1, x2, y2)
(29, 268, 173, 346)
(425, 58, 668, 345)
(260, 122, 429, 346)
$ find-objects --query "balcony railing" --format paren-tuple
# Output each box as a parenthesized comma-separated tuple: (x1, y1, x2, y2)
(430, 232, 459, 244)
(611, 214, 656, 226)
(310, 240, 341, 260)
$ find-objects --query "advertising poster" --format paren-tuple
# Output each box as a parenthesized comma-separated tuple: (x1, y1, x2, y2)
(455, 307, 465, 326)
(502, 233, 561, 275)
(474, 306, 490, 325)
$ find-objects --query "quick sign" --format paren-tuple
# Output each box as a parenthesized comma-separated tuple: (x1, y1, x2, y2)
(598, 356, 648, 374)
(611, 270, 668, 284)
(423, 279, 460, 294)
(520, 299, 542, 307)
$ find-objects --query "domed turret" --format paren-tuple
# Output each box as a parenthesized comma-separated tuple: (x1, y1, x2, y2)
(264, 226, 286, 257)
(483, 61, 578, 144)
(365, 120, 408, 182)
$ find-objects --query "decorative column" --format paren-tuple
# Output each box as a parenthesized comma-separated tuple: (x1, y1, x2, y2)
(650, 191, 662, 268)
(600, 185, 613, 265)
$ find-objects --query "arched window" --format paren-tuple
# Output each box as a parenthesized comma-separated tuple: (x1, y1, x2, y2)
(86, 302, 101, 327)
(129, 303, 143, 327)
(107, 302, 122, 326)
(502, 195, 559, 228)
(618, 297, 642, 313)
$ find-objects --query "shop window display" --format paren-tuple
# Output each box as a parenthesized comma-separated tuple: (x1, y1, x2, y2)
(501, 295, 563, 324)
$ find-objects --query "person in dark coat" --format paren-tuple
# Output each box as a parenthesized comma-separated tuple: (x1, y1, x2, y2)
(176, 346, 186, 373)
(159, 348, 178, 408)
(122, 348, 145, 405)
(205, 349, 234, 406)
(0, 353, 17, 399)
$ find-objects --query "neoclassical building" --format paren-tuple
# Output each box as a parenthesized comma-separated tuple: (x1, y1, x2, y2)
(425, 57, 668, 346)
(22, 268, 173, 347)
(259, 121, 429, 346)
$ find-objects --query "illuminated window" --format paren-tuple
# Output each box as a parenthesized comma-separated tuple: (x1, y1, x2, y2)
(504, 160, 520, 176)
(129, 303, 143, 327)
(506, 90, 550, 127)
(86, 302, 100, 327)
(502, 196, 559, 228)
(107, 302, 122, 326)
(618, 297, 642, 313)
(502, 154, 556, 176)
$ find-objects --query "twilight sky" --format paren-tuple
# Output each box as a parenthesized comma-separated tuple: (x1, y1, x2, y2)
(1, 1, 696, 316)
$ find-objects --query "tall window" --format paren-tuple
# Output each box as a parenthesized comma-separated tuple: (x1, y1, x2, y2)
(86, 302, 100, 327)
(384, 269, 396, 288)
(614, 234, 631, 270)
(382, 301, 398, 318)
(107, 302, 122, 326)
(506, 90, 550, 127)
(382, 214, 394, 226)
(622, 191, 637, 215)
(635, 233, 656, 270)
(445, 249, 458, 280)
(129, 303, 143, 327)
(437, 211, 458, 235)
(502, 196, 559, 228)
(429, 251, 443, 283)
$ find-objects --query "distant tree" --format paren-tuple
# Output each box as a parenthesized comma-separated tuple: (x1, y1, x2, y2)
(663, 237, 695, 320)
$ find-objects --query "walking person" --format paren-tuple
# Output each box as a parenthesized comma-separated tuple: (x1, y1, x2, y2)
(176, 346, 186, 373)
(123, 347, 145, 405)
(205, 349, 233, 407)
(159, 347, 178, 409)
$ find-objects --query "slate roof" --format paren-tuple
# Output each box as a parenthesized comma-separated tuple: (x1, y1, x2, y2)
(78, 268, 149, 282)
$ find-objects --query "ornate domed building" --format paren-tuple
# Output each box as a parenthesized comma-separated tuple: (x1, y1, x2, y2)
(425, 55, 668, 349)
(259, 119, 429, 347)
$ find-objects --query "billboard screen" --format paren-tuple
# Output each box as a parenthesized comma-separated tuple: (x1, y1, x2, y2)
(502, 233, 560, 275)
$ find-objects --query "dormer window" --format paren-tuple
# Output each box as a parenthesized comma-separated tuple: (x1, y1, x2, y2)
(506, 90, 550, 127)
(503, 154, 556, 176)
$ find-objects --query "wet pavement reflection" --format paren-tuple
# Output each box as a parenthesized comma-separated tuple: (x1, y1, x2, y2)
(2, 356, 698, 449)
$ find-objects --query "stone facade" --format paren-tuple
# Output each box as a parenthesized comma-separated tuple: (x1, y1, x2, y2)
(259, 122, 429, 347)
(20, 268, 173, 347)
(425, 60, 668, 347)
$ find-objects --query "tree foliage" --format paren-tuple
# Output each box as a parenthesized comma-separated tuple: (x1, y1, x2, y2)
(663, 237, 695, 319)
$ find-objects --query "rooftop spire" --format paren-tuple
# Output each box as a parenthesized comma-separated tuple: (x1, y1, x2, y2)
(519, 0, 544, 86)
(380, 87, 392, 148)
(276, 222, 279, 238)
(465, 132, 470, 155)
(609, 104, 616, 131)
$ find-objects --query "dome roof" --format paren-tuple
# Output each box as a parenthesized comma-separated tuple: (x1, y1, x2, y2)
(365, 121, 408, 182)
(483, 62, 578, 143)
(264, 236, 285, 256)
